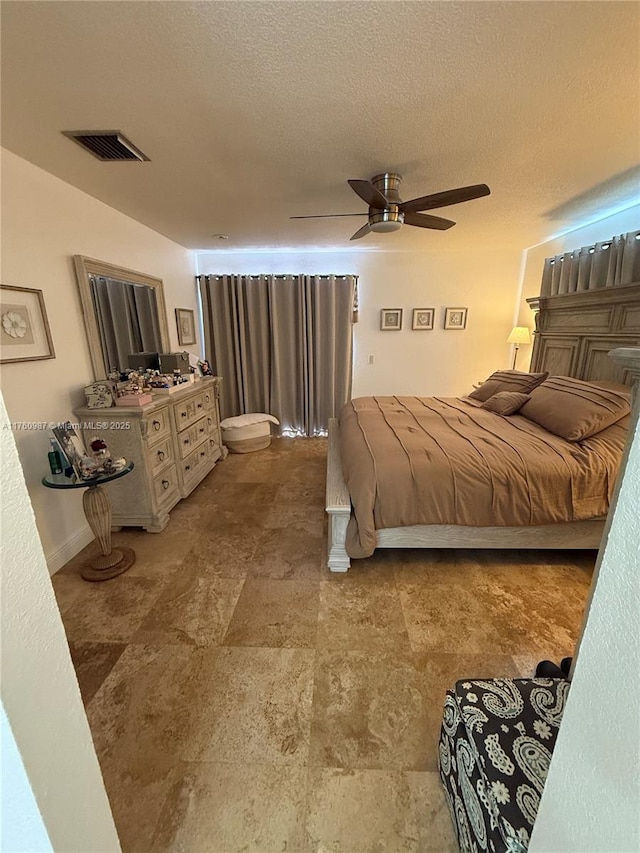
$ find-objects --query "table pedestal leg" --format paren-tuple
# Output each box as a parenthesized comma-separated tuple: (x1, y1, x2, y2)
(81, 485, 135, 581)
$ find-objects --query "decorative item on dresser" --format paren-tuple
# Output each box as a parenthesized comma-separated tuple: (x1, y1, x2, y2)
(74, 376, 226, 532)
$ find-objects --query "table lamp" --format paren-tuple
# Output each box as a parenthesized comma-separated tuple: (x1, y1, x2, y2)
(507, 326, 531, 369)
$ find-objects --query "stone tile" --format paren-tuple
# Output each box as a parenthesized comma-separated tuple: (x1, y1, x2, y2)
(310, 649, 433, 771)
(184, 647, 315, 765)
(274, 480, 325, 507)
(223, 579, 319, 648)
(103, 757, 183, 853)
(249, 528, 324, 580)
(415, 652, 521, 749)
(134, 575, 244, 646)
(305, 768, 457, 853)
(151, 761, 308, 853)
(67, 641, 127, 705)
(87, 643, 211, 761)
(115, 529, 188, 581)
(398, 573, 581, 657)
(317, 579, 411, 652)
(393, 548, 484, 588)
(86, 644, 215, 851)
(177, 523, 263, 578)
(52, 574, 163, 644)
(264, 501, 325, 536)
(511, 653, 543, 678)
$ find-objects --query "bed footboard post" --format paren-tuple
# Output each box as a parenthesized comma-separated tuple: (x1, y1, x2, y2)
(326, 418, 351, 572)
(327, 511, 351, 572)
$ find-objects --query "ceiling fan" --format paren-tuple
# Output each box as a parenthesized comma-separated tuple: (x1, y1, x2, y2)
(291, 173, 490, 240)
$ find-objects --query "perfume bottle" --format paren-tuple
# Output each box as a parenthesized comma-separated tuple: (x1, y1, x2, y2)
(48, 439, 63, 475)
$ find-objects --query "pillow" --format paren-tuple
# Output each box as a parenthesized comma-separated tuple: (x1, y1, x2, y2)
(480, 391, 531, 415)
(519, 376, 631, 441)
(469, 370, 549, 402)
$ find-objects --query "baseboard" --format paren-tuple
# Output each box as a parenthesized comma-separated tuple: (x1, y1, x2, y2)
(46, 524, 94, 576)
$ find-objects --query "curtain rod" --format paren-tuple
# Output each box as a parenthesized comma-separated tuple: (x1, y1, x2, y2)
(195, 274, 358, 280)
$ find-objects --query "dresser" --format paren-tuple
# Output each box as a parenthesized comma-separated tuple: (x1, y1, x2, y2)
(74, 377, 225, 532)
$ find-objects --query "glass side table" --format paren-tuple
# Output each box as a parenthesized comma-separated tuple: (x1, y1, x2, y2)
(42, 462, 136, 581)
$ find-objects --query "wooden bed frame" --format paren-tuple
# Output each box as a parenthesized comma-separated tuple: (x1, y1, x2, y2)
(326, 283, 640, 571)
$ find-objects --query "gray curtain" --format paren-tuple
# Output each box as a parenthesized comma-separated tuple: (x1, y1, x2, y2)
(199, 274, 356, 435)
(90, 275, 162, 373)
(541, 229, 640, 296)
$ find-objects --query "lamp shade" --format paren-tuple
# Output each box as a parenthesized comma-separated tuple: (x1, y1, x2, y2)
(506, 326, 531, 345)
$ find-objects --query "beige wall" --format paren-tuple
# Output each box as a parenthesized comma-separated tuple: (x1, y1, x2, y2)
(0, 150, 198, 572)
(0, 389, 121, 852)
(195, 247, 524, 398)
(530, 400, 640, 851)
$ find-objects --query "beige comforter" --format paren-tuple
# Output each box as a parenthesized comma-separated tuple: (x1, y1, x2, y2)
(340, 396, 627, 559)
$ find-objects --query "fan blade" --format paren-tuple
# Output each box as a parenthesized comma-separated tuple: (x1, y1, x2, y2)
(404, 212, 455, 230)
(350, 223, 372, 241)
(348, 179, 389, 209)
(290, 213, 367, 219)
(401, 183, 490, 213)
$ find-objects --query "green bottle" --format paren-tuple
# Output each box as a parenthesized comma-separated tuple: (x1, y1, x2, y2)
(48, 439, 63, 475)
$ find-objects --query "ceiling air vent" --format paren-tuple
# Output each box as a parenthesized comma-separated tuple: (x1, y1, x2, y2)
(62, 130, 150, 161)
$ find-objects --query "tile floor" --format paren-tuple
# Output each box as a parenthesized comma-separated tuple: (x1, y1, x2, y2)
(52, 438, 596, 852)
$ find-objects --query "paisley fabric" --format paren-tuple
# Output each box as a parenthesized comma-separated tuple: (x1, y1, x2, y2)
(438, 678, 568, 853)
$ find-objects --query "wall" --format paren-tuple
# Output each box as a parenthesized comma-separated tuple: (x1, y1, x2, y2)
(530, 405, 640, 852)
(2, 704, 53, 852)
(195, 247, 524, 398)
(0, 149, 198, 572)
(515, 204, 640, 369)
(0, 389, 121, 852)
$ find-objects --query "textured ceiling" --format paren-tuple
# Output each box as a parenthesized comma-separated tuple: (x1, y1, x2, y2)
(2, 1, 639, 251)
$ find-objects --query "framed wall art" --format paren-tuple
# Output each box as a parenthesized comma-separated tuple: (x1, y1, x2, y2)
(444, 307, 468, 330)
(175, 307, 196, 346)
(412, 308, 434, 330)
(0, 284, 55, 363)
(380, 308, 403, 331)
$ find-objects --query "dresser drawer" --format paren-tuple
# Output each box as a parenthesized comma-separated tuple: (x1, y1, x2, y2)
(145, 407, 171, 444)
(174, 398, 198, 430)
(153, 464, 179, 507)
(149, 436, 174, 475)
(178, 416, 210, 459)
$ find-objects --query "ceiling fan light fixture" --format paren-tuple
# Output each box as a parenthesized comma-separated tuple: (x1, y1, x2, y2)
(369, 206, 404, 233)
(370, 219, 403, 233)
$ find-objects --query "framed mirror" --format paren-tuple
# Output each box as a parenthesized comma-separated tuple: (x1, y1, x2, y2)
(74, 256, 171, 379)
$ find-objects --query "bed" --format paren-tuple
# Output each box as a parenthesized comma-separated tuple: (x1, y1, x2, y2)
(325, 284, 640, 571)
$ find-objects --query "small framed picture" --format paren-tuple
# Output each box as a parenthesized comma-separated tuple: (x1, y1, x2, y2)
(444, 307, 468, 330)
(52, 422, 88, 477)
(380, 308, 403, 331)
(412, 308, 434, 330)
(0, 284, 55, 363)
(175, 308, 196, 346)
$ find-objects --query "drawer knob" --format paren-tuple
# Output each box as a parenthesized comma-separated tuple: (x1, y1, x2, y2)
(153, 419, 161, 431)
(197, 403, 203, 409)
(162, 479, 169, 490)
(207, 417, 212, 426)
(157, 450, 165, 461)
(185, 464, 191, 471)
(184, 437, 189, 445)
(181, 411, 187, 418)
(199, 426, 205, 434)
(205, 395, 210, 403)
(200, 450, 206, 457)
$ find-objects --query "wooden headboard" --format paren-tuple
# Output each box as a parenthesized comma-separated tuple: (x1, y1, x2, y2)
(527, 282, 640, 386)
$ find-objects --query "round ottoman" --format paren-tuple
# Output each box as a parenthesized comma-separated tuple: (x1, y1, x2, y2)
(220, 413, 280, 453)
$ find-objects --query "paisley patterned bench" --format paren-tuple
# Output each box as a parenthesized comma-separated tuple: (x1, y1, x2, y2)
(438, 678, 568, 853)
